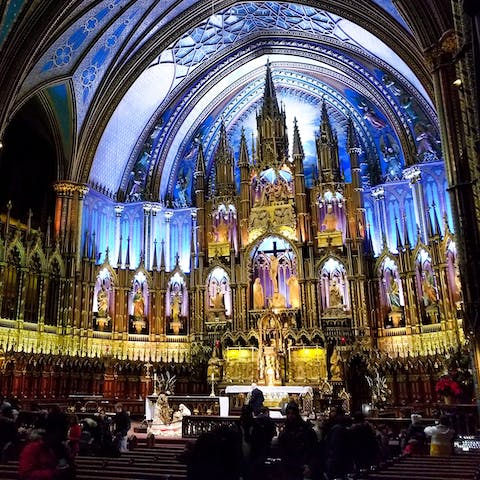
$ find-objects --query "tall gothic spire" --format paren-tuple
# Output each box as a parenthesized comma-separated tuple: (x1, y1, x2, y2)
(261, 60, 281, 118)
(256, 61, 288, 172)
(315, 99, 341, 183)
(214, 120, 236, 196)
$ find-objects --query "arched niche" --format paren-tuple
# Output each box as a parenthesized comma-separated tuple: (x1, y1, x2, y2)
(319, 257, 349, 312)
(206, 266, 232, 317)
(249, 235, 298, 310)
(129, 271, 149, 334)
(379, 257, 404, 328)
(446, 241, 462, 308)
(93, 267, 114, 331)
(166, 271, 188, 335)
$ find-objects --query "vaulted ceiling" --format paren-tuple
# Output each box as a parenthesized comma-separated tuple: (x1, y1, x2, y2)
(0, 1, 452, 204)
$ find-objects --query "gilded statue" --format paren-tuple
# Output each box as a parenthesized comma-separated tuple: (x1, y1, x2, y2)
(215, 217, 229, 243)
(330, 348, 343, 381)
(422, 271, 438, 306)
(153, 394, 173, 425)
(322, 204, 338, 232)
(211, 286, 225, 310)
(329, 280, 343, 307)
(387, 276, 401, 309)
(253, 278, 264, 309)
(171, 293, 181, 321)
(97, 285, 109, 318)
(133, 287, 145, 320)
(287, 274, 300, 308)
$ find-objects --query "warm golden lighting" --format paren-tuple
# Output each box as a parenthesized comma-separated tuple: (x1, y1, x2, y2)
(452, 78, 462, 88)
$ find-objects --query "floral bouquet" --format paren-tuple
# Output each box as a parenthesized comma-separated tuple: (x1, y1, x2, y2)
(435, 375, 462, 398)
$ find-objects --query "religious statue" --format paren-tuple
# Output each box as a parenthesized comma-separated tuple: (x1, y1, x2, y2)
(287, 274, 300, 309)
(97, 285, 109, 318)
(211, 286, 225, 310)
(322, 204, 338, 232)
(153, 394, 173, 425)
(253, 277, 264, 309)
(265, 357, 276, 386)
(215, 217, 229, 243)
(269, 255, 279, 293)
(171, 293, 181, 322)
(329, 348, 343, 381)
(422, 271, 438, 306)
(329, 280, 343, 307)
(133, 287, 145, 320)
(172, 404, 191, 423)
(387, 276, 401, 309)
(207, 353, 224, 382)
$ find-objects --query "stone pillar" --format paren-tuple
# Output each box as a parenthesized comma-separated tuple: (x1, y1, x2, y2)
(426, 29, 480, 410)
(372, 186, 387, 248)
(114, 205, 124, 266)
(404, 166, 427, 241)
(164, 211, 173, 271)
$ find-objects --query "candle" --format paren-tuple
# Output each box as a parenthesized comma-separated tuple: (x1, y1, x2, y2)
(211, 372, 214, 382)
(154, 372, 157, 383)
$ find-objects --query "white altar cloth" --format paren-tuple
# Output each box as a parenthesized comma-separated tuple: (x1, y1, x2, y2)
(225, 385, 311, 394)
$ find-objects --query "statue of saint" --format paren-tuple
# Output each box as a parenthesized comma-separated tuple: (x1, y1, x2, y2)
(133, 287, 145, 320)
(171, 293, 181, 322)
(422, 271, 438, 306)
(387, 276, 401, 309)
(253, 277, 264, 309)
(153, 394, 173, 425)
(97, 285, 109, 318)
(269, 255, 279, 293)
(172, 404, 191, 423)
(329, 280, 343, 307)
(322, 204, 338, 232)
(330, 348, 343, 381)
(211, 286, 224, 310)
(215, 217, 229, 243)
(287, 274, 300, 309)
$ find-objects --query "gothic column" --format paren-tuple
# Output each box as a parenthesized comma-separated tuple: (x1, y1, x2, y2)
(404, 166, 427, 241)
(143, 203, 151, 267)
(164, 211, 173, 271)
(372, 187, 387, 247)
(114, 205, 124, 266)
(426, 29, 480, 408)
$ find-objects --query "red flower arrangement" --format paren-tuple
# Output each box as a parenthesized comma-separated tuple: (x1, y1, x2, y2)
(435, 376, 462, 397)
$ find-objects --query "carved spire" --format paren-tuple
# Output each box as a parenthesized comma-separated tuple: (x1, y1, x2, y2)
(316, 99, 341, 183)
(125, 236, 131, 268)
(214, 120, 236, 196)
(160, 239, 165, 271)
(261, 59, 280, 117)
(152, 239, 158, 270)
(402, 215, 411, 249)
(117, 235, 123, 267)
(256, 61, 289, 172)
(395, 218, 403, 250)
(292, 117, 304, 160)
(238, 128, 250, 168)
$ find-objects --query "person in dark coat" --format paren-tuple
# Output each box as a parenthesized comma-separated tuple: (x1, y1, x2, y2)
(250, 407, 276, 480)
(112, 403, 131, 453)
(349, 411, 379, 473)
(248, 383, 265, 416)
(324, 408, 353, 479)
(278, 401, 317, 480)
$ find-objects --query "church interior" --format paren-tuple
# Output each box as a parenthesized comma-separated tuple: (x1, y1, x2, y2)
(0, 0, 479, 423)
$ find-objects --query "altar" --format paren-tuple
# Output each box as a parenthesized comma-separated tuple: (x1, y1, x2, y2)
(225, 385, 313, 416)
